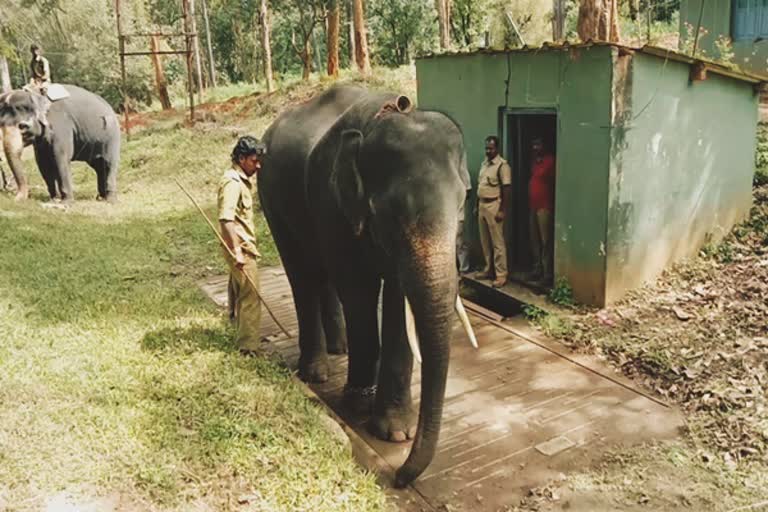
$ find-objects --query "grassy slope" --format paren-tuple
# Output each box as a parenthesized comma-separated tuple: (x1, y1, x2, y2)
(0, 68, 415, 511)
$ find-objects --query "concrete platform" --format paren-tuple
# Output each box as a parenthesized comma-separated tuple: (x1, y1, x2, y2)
(201, 268, 683, 511)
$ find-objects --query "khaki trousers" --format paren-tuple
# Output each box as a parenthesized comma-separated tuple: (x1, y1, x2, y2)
(478, 198, 507, 281)
(530, 209, 553, 276)
(227, 255, 262, 351)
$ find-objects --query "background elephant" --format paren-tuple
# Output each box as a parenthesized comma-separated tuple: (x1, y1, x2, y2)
(0, 85, 121, 202)
(259, 85, 472, 487)
(0, 123, 29, 199)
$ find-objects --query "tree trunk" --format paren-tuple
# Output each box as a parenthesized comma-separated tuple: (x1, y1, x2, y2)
(348, 1, 356, 68)
(302, 37, 312, 81)
(577, 0, 619, 42)
(352, 0, 371, 74)
(0, 56, 11, 93)
(327, 0, 340, 77)
(201, 0, 217, 88)
(150, 36, 172, 110)
(435, 0, 451, 49)
(577, 0, 601, 42)
(188, 0, 205, 100)
(629, 0, 639, 21)
(552, 0, 566, 41)
(260, 0, 275, 92)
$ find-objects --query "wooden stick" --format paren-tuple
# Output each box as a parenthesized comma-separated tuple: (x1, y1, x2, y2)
(174, 178, 292, 339)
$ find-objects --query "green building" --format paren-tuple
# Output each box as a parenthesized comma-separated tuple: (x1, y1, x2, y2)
(416, 43, 761, 306)
(680, 0, 768, 77)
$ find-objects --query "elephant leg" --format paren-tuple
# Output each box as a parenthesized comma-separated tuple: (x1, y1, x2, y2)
(337, 276, 382, 414)
(3, 126, 29, 200)
(266, 214, 329, 382)
(33, 145, 59, 199)
(55, 155, 75, 203)
(104, 143, 120, 203)
(321, 283, 347, 355)
(92, 157, 108, 199)
(369, 278, 417, 442)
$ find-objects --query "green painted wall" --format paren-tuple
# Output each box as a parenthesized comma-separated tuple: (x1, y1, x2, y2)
(680, 0, 768, 77)
(606, 49, 758, 303)
(416, 47, 614, 304)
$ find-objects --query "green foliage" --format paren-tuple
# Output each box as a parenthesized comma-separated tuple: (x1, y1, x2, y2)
(523, 305, 574, 337)
(755, 123, 768, 187)
(368, 0, 436, 66)
(548, 277, 575, 307)
(700, 239, 735, 264)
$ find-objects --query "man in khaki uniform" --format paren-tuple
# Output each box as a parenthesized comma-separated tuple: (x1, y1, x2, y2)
(29, 44, 51, 93)
(476, 135, 512, 288)
(218, 136, 266, 355)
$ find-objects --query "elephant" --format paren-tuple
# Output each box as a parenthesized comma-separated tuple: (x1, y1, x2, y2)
(0, 85, 121, 202)
(259, 85, 477, 487)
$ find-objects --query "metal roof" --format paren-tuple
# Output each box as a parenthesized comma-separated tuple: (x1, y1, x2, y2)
(416, 41, 767, 86)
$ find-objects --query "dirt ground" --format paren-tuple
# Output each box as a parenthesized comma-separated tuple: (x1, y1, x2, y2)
(517, 180, 768, 511)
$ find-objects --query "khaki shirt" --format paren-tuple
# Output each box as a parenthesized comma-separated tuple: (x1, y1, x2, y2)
(31, 56, 50, 82)
(217, 165, 260, 258)
(477, 155, 512, 199)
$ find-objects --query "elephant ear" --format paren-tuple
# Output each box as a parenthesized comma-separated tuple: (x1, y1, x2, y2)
(331, 129, 368, 237)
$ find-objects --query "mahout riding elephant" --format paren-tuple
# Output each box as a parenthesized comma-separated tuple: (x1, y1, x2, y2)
(0, 85, 121, 202)
(259, 85, 476, 487)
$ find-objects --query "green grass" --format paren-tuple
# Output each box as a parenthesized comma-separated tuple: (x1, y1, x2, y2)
(0, 72, 403, 510)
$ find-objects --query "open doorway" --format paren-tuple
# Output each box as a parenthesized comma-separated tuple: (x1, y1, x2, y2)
(499, 109, 557, 289)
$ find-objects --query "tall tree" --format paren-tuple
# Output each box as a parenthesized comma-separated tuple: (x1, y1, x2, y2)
(577, 0, 620, 42)
(0, 56, 10, 93)
(552, 0, 565, 41)
(149, 36, 172, 110)
(352, 0, 371, 74)
(201, 0, 217, 88)
(435, 0, 451, 49)
(260, 0, 276, 92)
(327, 0, 340, 76)
(188, 0, 205, 97)
(348, 0, 356, 67)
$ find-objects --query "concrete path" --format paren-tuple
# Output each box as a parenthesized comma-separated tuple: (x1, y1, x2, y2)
(201, 268, 683, 511)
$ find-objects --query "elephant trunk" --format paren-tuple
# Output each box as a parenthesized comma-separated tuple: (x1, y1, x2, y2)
(394, 224, 457, 488)
(2, 126, 28, 199)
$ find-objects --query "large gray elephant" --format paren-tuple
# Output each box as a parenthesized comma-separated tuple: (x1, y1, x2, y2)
(0, 85, 121, 202)
(259, 85, 476, 487)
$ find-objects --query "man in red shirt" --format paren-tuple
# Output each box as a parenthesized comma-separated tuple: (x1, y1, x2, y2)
(528, 137, 555, 283)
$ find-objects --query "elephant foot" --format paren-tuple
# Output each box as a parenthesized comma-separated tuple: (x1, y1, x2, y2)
(369, 406, 417, 443)
(343, 384, 376, 415)
(298, 357, 329, 383)
(326, 335, 348, 355)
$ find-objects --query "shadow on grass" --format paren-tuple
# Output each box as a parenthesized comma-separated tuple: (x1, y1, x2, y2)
(140, 324, 235, 353)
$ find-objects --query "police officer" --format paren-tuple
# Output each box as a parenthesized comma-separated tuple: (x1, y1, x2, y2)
(218, 136, 266, 355)
(475, 135, 512, 288)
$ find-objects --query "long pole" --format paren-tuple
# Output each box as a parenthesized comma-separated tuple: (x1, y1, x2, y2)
(115, 0, 130, 139)
(182, 0, 196, 123)
(174, 179, 292, 339)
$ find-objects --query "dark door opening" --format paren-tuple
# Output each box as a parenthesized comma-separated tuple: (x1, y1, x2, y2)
(500, 109, 557, 289)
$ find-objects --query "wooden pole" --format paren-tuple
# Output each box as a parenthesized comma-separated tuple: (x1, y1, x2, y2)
(115, 0, 130, 138)
(182, 0, 196, 123)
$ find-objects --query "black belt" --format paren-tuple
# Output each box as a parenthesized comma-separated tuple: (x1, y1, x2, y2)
(479, 197, 499, 203)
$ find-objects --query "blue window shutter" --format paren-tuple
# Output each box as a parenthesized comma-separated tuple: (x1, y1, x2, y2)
(734, 0, 762, 40)
(761, 0, 768, 36)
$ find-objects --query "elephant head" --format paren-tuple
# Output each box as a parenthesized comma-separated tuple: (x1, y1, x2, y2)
(0, 89, 51, 145)
(331, 103, 474, 486)
(0, 91, 36, 199)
